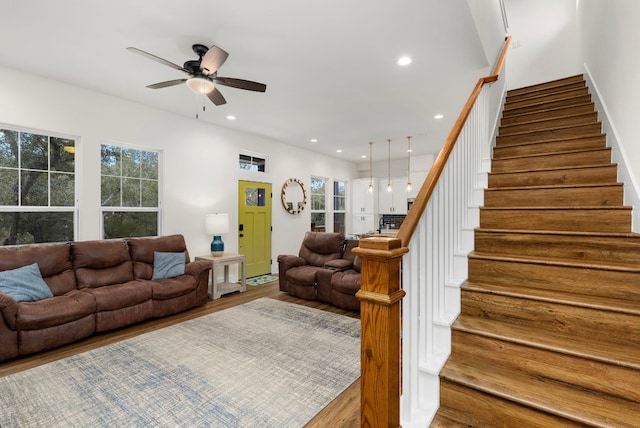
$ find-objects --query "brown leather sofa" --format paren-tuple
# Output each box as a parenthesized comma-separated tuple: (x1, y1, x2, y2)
(278, 232, 361, 311)
(0, 234, 210, 362)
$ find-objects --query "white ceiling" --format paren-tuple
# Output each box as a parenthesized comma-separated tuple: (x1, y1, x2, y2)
(0, 0, 492, 162)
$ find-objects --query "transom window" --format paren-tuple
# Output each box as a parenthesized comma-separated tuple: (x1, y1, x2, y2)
(0, 126, 76, 245)
(239, 153, 266, 172)
(100, 144, 160, 239)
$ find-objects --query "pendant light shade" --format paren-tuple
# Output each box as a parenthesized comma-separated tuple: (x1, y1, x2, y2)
(406, 135, 412, 191)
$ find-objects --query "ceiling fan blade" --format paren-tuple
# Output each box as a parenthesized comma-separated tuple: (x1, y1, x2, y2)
(127, 47, 189, 74)
(146, 79, 187, 89)
(200, 45, 229, 75)
(207, 87, 227, 106)
(214, 77, 267, 92)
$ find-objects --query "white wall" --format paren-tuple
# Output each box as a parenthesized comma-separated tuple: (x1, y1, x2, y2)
(504, 0, 582, 89)
(467, 0, 508, 67)
(578, 0, 640, 229)
(0, 65, 358, 272)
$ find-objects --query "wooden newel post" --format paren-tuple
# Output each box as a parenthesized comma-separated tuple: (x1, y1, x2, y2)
(353, 236, 408, 428)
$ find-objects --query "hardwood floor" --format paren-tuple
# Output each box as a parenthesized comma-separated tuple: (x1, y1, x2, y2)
(0, 281, 361, 427)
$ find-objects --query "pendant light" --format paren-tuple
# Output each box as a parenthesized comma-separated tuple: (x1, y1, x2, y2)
(368, 141, 374, 192)
(406, 135, 412, 191)
(386, 138, 392, 192)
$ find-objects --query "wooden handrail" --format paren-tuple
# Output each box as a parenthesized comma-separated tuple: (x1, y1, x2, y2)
(397, 36, 511, 247)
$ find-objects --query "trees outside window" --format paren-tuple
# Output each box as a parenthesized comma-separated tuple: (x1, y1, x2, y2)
(333, 180, 346, 234)
(101, 144, 159, 239)
(0, 127, 76, 245)
(310, 176, 326, 231)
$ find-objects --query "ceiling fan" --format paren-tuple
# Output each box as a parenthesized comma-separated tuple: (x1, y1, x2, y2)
(126, 43, 266, 106)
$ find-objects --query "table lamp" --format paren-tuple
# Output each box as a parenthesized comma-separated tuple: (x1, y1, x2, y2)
(205, 213, 230, 257)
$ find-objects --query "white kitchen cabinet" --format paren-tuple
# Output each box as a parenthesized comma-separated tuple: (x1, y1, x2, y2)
(351, 178, 376, 214)
(350, 179, 377, 235)
(378, 178, 408, 214)
(350, 213, 375, 235)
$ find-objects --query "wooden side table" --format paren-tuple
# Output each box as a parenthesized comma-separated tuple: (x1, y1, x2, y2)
(195, 253, 246, 299)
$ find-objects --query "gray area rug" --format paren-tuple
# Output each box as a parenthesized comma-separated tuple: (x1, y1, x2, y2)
(0, 298, 360, 427)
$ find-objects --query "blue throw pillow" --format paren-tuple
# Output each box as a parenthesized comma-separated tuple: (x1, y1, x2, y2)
(0, 263, 54, 302)
(152, 252, 186, 280)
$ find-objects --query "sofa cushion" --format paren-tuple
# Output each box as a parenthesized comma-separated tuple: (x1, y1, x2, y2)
(0, 242, 75, 295)
(72, 239, 134, 289)
(331, 269, 361, 295)
(128, 235, 190, 280)
(16, 290, 96, 330)
(298, 232, 345, 267)
(0, 263, 53, 302)
(149, 276, 198, 300)
(285, 265, 321, 286)
(84, 280, 153, 312)
(152, 252, 186, 280)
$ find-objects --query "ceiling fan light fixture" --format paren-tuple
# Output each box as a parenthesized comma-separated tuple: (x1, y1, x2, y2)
(186, 77, 215, 94)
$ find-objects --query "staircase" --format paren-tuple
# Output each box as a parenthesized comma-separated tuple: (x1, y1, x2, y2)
(431, 75, 640, 426)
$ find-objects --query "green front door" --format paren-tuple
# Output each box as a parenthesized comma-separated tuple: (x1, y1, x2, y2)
(238, 181, 272, 278)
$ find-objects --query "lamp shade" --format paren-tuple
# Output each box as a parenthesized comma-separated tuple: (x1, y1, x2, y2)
(205, 213, 230, 235)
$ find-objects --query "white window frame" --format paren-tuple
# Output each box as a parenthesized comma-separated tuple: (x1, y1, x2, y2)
(99, 141, 162, 239)
(0, 124, 79, 244)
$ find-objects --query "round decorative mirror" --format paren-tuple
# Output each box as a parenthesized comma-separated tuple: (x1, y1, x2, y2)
(281, 178, 307, 214)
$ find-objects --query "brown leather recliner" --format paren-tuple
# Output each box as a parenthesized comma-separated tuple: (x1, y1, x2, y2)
(330, 251, 361, 311)
(277, 232, 345, 300)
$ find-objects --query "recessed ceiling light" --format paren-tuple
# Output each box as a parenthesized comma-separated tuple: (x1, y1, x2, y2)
(226, 115, 236, 120)
(434, 114, 444, 119)
(310, 138, 318, 143)
(336, 149, 342, 153)
(397, 56, 412, 66)
(361, 155, 367, 159)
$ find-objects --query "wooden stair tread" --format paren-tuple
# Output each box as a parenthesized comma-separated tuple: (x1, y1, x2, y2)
(488, 162, 618, 176)
(506, 74, 584, 97)
(498, 111, 598, 134)
(441, 354, 640, 427)
(469, 250, 640, 273)
(500, 102, 595, 124)
(485, 182, 622, 192)
(505, 88, 589, 107)
(493, 133, 604, 150)
(435, 381, 585, 427)
(476, 227, 640, 239)
(493, 147, 609, 162)
(453, 314, 640, 371)
(501, 95, 593, 118)
(463, 280, 640, 317)
(497, 122, 601, 137)
(481, 205, 632, 211)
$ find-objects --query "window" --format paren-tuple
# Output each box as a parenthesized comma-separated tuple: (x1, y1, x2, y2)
(310, 176, 326, 231)
(239, 154, 266, 172)
(0, 127, 76, 245)
(100, 144, 159, 239)
(333, 180, 346, 234)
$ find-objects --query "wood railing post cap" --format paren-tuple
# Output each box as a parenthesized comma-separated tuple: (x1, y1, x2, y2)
(353, 236, 408, 258)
